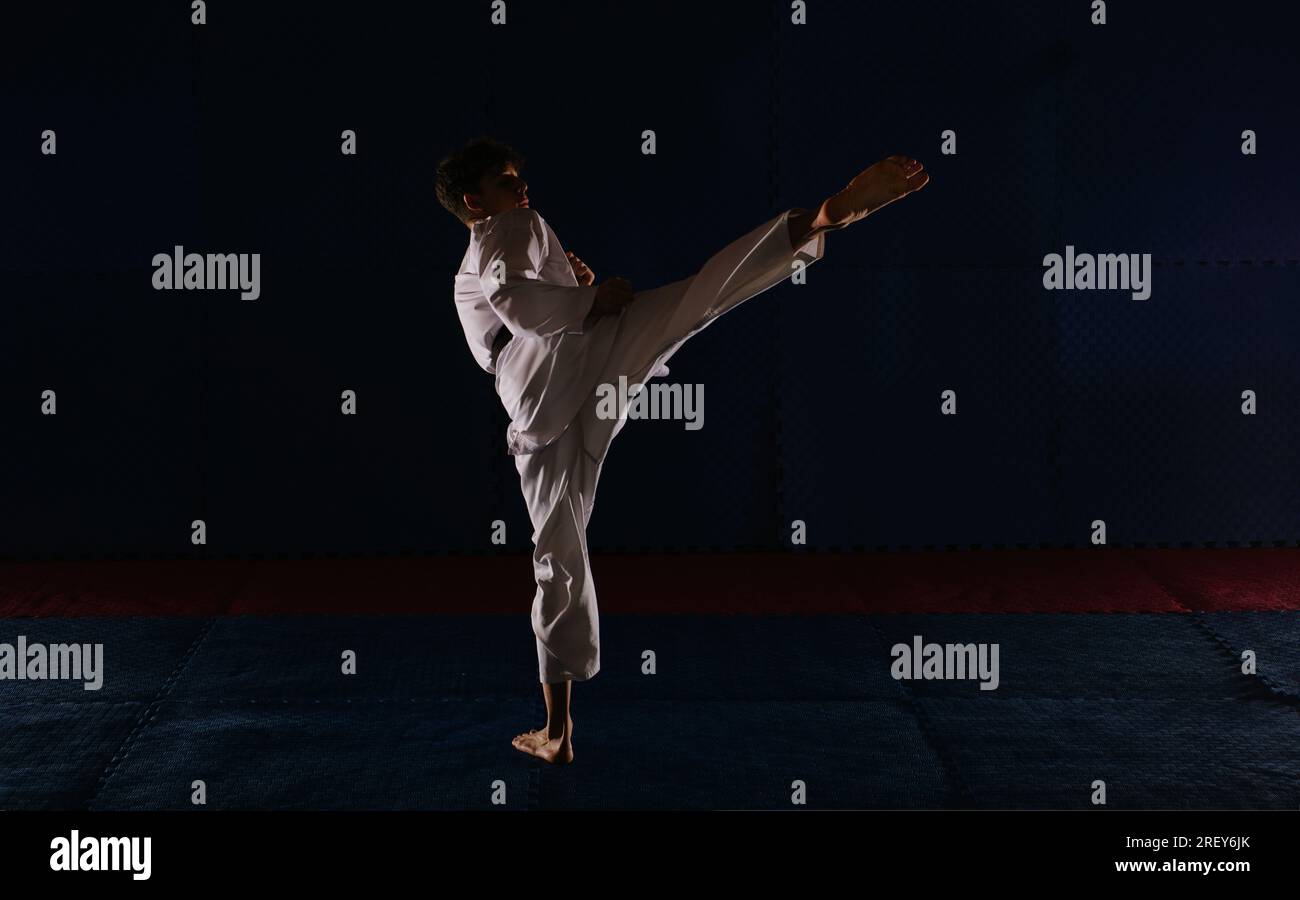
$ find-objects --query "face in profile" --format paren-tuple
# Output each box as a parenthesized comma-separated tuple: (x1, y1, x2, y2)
(465, 163, 529, 221)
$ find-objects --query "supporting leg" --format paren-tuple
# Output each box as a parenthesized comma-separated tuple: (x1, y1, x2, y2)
(510, 414, 599, 765)
(543, 680, 572, 746)
(521, 443, 601, 685)
(512, 680, 575, 764)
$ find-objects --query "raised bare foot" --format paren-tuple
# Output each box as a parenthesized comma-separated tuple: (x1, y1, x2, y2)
(816, 155, 929, 231)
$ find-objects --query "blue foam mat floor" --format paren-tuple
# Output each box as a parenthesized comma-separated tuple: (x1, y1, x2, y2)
(1, 614, 1297, 809)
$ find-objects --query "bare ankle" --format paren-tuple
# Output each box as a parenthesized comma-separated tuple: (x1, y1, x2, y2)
(810, 203, 836, 231)
(546, 715, 574, 741)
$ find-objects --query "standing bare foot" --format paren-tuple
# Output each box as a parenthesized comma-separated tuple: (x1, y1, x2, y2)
(513, 733, 574, 765)
(815, 155, 930, 231)
(511, 717, 574, 764)
(511, 724, 574, 748)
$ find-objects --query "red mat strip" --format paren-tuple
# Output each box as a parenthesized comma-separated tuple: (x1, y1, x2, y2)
(2, 549, 1299, 617)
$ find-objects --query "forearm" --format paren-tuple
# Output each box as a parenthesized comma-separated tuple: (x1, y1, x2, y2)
(489, 281, 598, 338)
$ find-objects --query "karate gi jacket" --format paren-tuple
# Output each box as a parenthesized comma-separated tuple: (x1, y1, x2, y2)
(453, 208, 621, 455)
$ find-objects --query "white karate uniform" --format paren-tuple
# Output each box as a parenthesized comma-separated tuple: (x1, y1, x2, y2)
(454, 207, 825, 682)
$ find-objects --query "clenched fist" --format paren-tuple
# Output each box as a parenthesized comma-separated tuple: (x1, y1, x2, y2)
(592, 277, 634, 316)
(566, 250, 596, 286)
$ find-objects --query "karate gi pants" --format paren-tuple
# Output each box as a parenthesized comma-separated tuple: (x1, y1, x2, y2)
(513, 208, 825, 682)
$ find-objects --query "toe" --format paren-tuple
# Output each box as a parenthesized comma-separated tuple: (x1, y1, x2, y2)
(890, 155, 922, 175)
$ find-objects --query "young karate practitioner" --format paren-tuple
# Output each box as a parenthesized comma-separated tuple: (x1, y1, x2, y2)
(437, 137, 928, 764)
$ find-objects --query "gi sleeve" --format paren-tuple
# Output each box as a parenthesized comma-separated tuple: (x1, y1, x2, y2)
(477, 208, 598, 339)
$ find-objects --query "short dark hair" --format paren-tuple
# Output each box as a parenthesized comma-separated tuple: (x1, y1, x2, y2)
(435, 135, 526, 225)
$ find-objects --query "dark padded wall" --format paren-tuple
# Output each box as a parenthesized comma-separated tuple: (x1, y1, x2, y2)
(2, 0, 1297, 558)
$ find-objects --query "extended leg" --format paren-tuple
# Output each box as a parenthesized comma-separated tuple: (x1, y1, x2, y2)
(585, 155, 930, 434)
(560, 206, 827, 467)
(785, 207, 823, 251)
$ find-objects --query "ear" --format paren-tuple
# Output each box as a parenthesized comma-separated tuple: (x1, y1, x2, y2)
(462, 192, 483, 215)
